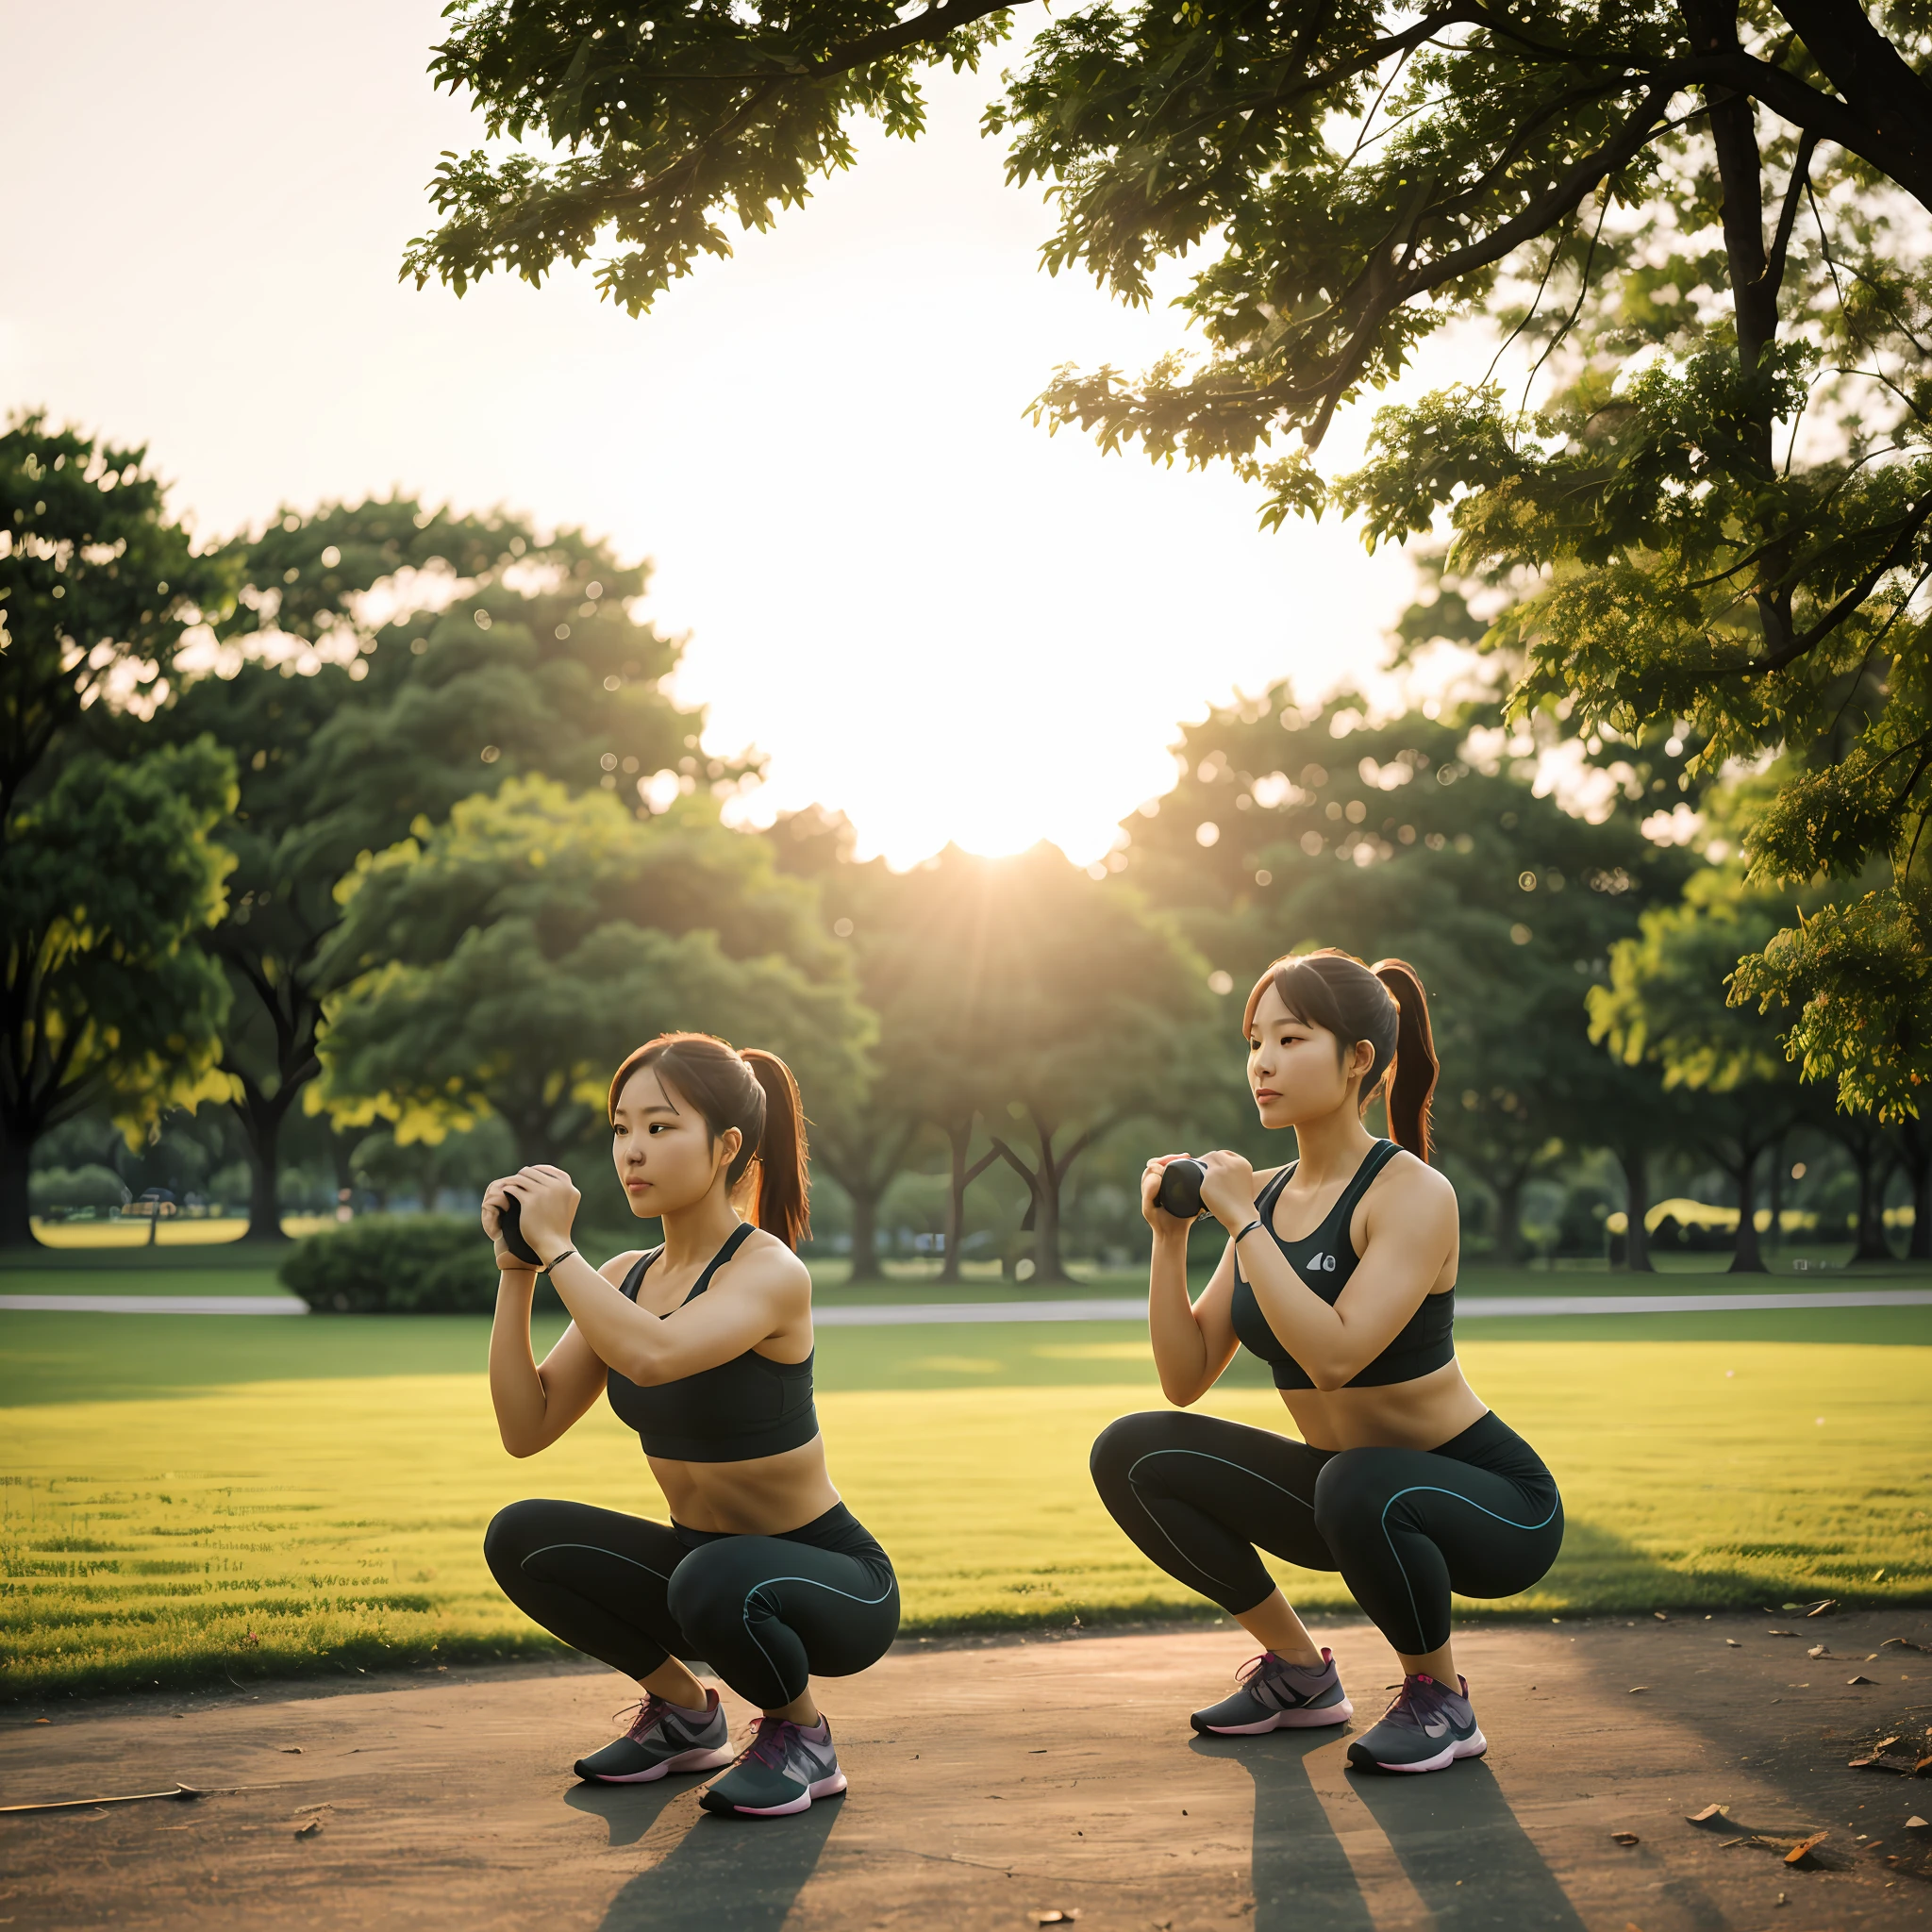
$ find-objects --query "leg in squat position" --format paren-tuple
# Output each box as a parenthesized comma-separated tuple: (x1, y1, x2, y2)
(666, 1528, 900, 1819)
(482, 1499, 734, 1783)
(1090, 1412, 1354, 1734)
(1310, 1438, 1563, 1773)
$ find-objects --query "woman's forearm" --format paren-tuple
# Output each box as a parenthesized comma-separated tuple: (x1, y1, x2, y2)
(488, 1270, 549, 1455)
(544, 1250, 660, 1379)
(1147, 1227, 1209, 1402)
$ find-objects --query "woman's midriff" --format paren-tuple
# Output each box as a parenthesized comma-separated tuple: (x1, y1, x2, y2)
(1279, 1357, 1489, 1454)
(648, 1434, 841, 1535)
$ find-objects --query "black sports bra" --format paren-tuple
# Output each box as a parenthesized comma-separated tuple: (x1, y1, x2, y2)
(606, 1224, 820, 1463)
(1230, 1141, 1456, 1391)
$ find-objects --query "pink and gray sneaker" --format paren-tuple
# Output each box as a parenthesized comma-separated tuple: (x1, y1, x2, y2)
(1346, 1673, 1486, 1774)
(1191, 1648, 1354, 1735)
(699, 1713, 847, 1818)
(575, 1687, 734, 1783)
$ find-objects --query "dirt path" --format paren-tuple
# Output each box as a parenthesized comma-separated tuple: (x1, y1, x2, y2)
(4, 1612, 1929, 1931)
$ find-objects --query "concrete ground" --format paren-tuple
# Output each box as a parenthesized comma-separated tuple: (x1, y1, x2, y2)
(4, 1611, 1929, 1932)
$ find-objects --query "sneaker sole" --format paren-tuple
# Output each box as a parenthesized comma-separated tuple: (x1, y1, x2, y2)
(576, 1743, 735, 1784)
(702, 1771, 848, 1818)
(1193, 1698, 1355, 1737)
(1350, 1726, 1487, 1774)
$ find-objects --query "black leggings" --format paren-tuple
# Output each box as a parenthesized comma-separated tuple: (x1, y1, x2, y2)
(1091, 1409, 1562, 1656)
(483, 1498, 899, 1709)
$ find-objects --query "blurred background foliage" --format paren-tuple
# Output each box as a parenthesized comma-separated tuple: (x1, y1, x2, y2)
(3, 413, 1927, 1278)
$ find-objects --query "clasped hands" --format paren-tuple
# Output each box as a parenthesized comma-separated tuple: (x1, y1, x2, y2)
(481, 1165, 581, 1272)
(1140, 1148, 1257, 1234)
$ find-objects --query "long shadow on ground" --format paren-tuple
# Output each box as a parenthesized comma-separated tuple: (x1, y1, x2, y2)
(1191, 1733, 1374, 1932)
(1352, 1757, 1588, 1932)
(567, 1780, 841, 1932)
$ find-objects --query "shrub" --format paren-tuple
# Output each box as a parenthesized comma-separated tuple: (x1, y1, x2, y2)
(29, 1165, 130, 1213)
(280, 1216, 504, 1314)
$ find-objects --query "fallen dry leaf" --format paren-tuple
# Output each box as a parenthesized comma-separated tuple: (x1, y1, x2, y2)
(1881, 1637, 1930, 1653)
(1915, 1757, 1932, 1777)
(1907, 1817, 1928, 1831)
(293, 1820, 323, 1840)
(1610, 1830, 1641, 1845)
(1807, 1644, 1830, 1659)
(1768, 1629, 1798, 1637)
(1654, 1611, 1668, 1622)
(1688, 1804, 1732, 1825)
(1848, 1674, 1877, 1686)
(1784, 1831, 1829, 1867)
(1029, 1913, 1079, 1926)
(1724, 1638, 1742, 1647)
(1805, 1600, 1837, 1617)
(1627, 1686, 1650, 1694)
(280, 1747, 303, 1755)
(1876, 1736, 1903, 1751)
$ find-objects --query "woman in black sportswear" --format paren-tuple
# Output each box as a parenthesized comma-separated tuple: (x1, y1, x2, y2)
(481, 1033, 897, 1818)
(1091, 951, 1562, 1774)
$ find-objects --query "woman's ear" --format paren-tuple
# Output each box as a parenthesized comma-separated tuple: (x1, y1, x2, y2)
(716, 1125, 744, 1175)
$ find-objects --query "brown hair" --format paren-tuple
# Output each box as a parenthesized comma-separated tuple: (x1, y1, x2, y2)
(1241, 949, 1440, 1161)
(606, 1033, 811, 1248)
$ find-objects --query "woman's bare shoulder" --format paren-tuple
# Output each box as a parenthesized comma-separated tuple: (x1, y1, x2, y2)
(1372, 1148, 1457, 1210)
(599, 1248, 651, 1286)
(728, 1227, 814, 1299)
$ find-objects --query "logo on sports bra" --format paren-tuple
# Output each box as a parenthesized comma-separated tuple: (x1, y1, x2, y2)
(1307, 1253, 1338, 1273)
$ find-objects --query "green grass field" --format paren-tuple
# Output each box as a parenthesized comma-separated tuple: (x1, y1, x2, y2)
(4, 1250, 1929, 1700)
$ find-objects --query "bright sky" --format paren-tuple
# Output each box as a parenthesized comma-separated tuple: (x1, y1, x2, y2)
(3, 0, 1426, 866)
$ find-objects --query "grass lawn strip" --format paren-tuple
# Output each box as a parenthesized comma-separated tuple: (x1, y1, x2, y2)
(4, 1334, 1927, 1699)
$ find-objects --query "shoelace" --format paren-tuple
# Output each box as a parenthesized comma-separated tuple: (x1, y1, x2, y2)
(614, 1694, 681, 1740)
(1379, 1675, 1453, 1733)
(743, 1714, 798, 1770)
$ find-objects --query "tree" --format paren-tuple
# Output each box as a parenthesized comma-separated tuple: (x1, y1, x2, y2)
(312, 780, 870, 1179)
(1, 412, 228, 822)
(876, 844, 1212, 1284)
(0, 741, 236, 1245)
(159, 500, 716, 1238)
(405, 0, 1932, 1115)
(1589, 866, 1812, 1271)
(762, 809, 939, 1283)
(1117, 686, 1693, 1262)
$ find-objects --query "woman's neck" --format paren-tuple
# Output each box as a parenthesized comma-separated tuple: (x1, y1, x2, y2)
(1288, 1105, 1378, 1191)
(657, 1188, 742, 1270)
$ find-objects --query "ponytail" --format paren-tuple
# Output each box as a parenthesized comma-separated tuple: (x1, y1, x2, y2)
(742, 1049, 811, 1249)
(608, 1033, 812, 1248)
(1371, 958, 1438, 1162)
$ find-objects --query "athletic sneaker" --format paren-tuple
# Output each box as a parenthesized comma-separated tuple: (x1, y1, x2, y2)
(1191, 1648, 1354, 1735)
(574, 1688, 734, 1783)
(1346, 1673, 1486, 1774)
(698, 1713, 847, 1818)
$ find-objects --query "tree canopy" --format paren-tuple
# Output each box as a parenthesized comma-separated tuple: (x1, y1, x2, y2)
(157, 498, 719, 1236)
(404, 0, 1932, 1120)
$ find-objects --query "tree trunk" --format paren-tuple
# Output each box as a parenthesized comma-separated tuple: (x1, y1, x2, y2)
(1765, 1137, 1785, 1257)
(846, 1186, 884, 1284)
(0, 1122, 37, 1248)
(1903, 1120, 1932, 1261)
(1615, 1141, 1654, 1273)
(1492, 1174, 1525, 1267)
(1728, 1142, 1767, 1274)
(1032, 1152, 1067, 1284)
(230, 1079, 305, 1243)
(242, 1116, 287, 1241)
(941, 1120, 993, 1286)
(1851, 1146, 1897, 1264)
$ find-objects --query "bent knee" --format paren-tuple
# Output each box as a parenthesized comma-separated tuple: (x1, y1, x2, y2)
(664, 1545, 744, 1634)
(1091, 1410, 1176, 1485)
(482, 1497, 557, 1577)
(1311, 1450, 1404, 1537)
